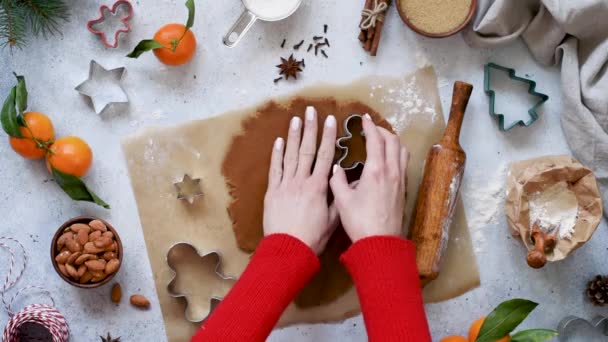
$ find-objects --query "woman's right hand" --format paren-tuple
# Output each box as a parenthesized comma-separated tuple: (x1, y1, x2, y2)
(330, 114, 409, 243)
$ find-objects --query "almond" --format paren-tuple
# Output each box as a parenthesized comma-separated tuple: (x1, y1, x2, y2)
(105, 241, 117, 252)
(94, 237, 112, 248)
(65, 239, 82, 253)
(91, 273, 107, 282)
(77, 265, 87, 278)
(84, 242, 104, 254)
(89, 220, 107, 232)
(56, 232, 74, 251)
(85, 259, 106, 272)
(54, 251, 71, 264)
(111, 283, 122, 303)
(58, 264, 69, 277)
(66, 264, 79, 280)
(90, 270, 104, 278)
(102, 231, 114, 239)
(103, 252, 116, 261)
(105, 258, 120, 275)
(67, 251, 82, 265)
(79, 271, 93, 284)
(130, 295, 150, 309)
(89, 230, 102, 242)
(76, 228, 89, 245)
(75, 253, 96, 266)
(70, 223, 91, 234)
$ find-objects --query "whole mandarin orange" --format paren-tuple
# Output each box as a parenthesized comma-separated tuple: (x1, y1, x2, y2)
(440, 336, 468, 342)
(46, 136, 93, 177)
(9, 112, 54, 159)
(153, 23, 196, 66)
(469, 317, 510, 342)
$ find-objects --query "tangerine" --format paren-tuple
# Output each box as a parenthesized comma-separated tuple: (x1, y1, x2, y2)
(469, 317, 511, 342)
(46, 136, 93, 177)
(441, 336, 468, 342)
(9, 112, 54, 159)
(153, 23, 196, 66)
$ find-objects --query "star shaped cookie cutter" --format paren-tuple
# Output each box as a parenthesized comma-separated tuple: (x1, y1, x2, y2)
(75, 60, 128, 114)
(557, 315, 608, 341)
(484, 63, 549, 131)
(166, 243, 236, 323)
(174, 174, 204, 204)
(87, 0, 134, 48)
(336, 114, 366, 171)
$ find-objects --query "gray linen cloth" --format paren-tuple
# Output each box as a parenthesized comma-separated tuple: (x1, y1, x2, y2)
(464, 0, 608, 216)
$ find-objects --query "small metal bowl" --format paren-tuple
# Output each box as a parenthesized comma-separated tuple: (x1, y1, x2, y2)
(51, 216, 123, 288)
(397, 0, 477, 38)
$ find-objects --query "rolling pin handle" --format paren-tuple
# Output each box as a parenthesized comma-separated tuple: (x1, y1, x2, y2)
(441, 81, 473, 147)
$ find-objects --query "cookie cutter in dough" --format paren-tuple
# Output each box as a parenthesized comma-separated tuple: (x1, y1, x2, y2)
(557, 315, 608, 341)
(75, 60, 128, 114)
(335, 114, 366, 171)
(166, 243, 236, 323)
(484, 63, 549, 132)
(174, 174, 203, 204)
(87, 0, 133, 48)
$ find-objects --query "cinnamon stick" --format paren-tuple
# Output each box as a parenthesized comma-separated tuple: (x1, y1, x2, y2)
(370, 0, 390, 56)
(360, 0, 373, 51)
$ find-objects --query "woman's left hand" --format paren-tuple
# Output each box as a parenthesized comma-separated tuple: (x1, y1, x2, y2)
(263, 106, 339, 254)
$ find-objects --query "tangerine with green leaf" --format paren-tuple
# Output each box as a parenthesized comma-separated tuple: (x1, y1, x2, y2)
(440, 336, 468, 342)
(9, 112, 54, 159)
(46, 136, 93, 177)
(153, 23, 196, 66)
(469, 317, 510, 342)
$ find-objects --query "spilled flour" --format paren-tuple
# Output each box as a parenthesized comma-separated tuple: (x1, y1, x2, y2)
(529, 182, 579, 239)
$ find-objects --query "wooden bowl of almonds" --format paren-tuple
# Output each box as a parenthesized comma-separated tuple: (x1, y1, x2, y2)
(51, 216, 123, 288)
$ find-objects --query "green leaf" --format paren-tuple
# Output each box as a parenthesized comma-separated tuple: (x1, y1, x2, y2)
(185, 0, 195, 29)
(510, 329, 558, 342)
(1, 87, 23, 137)
(13, 73, 27, 116)
(126, 39, 164, 58)
(52, 168, 110, 209)
(476, 299, 538, 342)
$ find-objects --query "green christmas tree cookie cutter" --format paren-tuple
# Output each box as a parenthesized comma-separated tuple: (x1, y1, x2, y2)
(484, 63, 549, 131)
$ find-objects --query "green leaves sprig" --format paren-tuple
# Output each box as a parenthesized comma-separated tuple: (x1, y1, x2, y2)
(127, 0, 195, 58)
(1, 74, 110, 209)
(476, 299, 558, 342)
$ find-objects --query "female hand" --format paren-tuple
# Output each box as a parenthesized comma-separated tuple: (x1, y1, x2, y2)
(330, 114, 409, 243)
(263, 106, 339, 254)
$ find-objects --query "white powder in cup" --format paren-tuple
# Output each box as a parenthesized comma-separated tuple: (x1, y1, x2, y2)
(529, 182, 579, 239)
(243, 0, 301, 20)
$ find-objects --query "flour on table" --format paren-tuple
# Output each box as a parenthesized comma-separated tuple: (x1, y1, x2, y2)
(373, 76, 437, 133)
(529, 182, 579, 239)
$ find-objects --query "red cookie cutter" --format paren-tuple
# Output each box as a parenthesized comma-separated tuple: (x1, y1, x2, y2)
(87, 0, 134, 48)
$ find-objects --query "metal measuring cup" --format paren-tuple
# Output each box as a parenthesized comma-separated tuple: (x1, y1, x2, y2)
(223, 0, 303, 48)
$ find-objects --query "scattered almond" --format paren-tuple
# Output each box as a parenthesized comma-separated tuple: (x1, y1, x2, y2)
(94, 237, 112, 248)
(67, 251, 82, 265)
(130, 295, 150, 309)
(111, 283, 122, 303)
(105, 259, 120, 275)
(70, 223, 91, 234)
(55, 250, 71, 264)
(89, 220, 108, 232)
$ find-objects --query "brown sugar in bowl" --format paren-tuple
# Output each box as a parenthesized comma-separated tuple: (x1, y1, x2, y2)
(51, 216, 123, 288)
(397, 0, 477, 38)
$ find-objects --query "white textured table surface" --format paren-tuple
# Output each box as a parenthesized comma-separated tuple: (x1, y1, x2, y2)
(1, 1, 606, 341)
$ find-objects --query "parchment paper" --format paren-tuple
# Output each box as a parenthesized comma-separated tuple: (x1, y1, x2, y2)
(505, 155, 603, 262)
(122, 67, 480, 341)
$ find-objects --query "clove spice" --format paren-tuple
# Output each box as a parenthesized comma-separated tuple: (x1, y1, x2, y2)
(280, 39, 286, 48)
(321, 50, 328, 58)
(324, 24, 328, 34)
(274, 77, 283, 84)
(293, 40, 304, 50)
(307, 43, 313, 52)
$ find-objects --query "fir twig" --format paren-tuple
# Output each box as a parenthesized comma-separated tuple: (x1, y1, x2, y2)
(0, 0, 69, 48)
(22, 0, 69, 37)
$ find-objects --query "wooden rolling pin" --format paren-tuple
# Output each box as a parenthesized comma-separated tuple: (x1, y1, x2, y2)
(409, 81, 473, 286)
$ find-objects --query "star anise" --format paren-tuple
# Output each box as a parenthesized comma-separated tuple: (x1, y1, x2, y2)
(276, 54, 304, 80)
(100, 333, 121, 342)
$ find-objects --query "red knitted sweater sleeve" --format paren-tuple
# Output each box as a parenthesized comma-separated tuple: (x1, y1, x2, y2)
(341, 236, 432, 341)
(191, 234, 320, 342)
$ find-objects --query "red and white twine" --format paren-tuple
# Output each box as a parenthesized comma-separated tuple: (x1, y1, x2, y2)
(0, 237, 69, 342)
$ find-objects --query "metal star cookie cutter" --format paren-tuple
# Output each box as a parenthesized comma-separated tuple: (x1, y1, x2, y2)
(335, 114, 366, 171)
(75, 60, 128, 114)
(174, 174, 203, 204)
(87, 0, 134, 48)
(484, 63, 549, 131)
(166, 243, 236, 323)
(557, 315, 608, 341)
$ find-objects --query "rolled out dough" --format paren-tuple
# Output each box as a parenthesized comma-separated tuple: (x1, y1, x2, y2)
(222, 98, 393, 308)
(122, 67, 479, 341)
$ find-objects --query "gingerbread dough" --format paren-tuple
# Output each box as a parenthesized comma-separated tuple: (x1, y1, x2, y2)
(222, 99, 392, 308)
(122, 67, 479, 341)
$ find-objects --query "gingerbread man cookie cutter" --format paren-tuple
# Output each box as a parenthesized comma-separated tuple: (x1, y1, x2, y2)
(87, 0, 134, 48)
(557, 315, 608, 341)
(166, 243, 236, 323)
(335, 114, 366, 171)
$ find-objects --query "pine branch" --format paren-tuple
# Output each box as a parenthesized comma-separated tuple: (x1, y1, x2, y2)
(22, 0, 68, 37)
(0, 0, 27, 48)
(0, 0, 68, 48)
